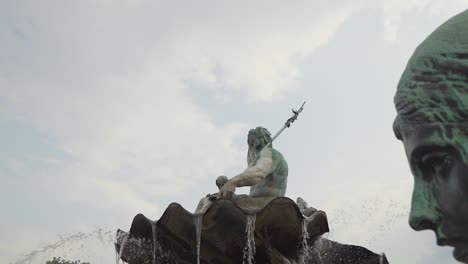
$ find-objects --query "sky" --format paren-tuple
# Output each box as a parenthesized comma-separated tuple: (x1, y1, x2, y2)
(1, 1, 468, 263)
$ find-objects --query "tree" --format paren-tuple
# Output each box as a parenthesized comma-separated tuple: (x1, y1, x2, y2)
(45, 257, 90, 264)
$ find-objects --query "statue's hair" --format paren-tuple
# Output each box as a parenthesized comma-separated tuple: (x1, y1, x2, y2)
(248, 127, 272, 149)
(393, 9, 468, 139)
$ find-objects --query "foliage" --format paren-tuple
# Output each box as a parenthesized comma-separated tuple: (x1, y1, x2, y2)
(45, 257, 90, 264)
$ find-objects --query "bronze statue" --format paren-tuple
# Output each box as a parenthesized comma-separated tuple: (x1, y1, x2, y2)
(218, 126, 289, 199)
(116, 102, 389, 263)
(217, 102, 306, 200)
(393, 9, 468, 263)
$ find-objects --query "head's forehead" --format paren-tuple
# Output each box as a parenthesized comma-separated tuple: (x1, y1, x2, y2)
(248, 126, 272, 145)
(248, 126, 270, 137)
(394, 10, 468, 139)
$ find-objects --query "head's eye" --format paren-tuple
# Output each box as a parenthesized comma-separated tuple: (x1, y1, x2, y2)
(421, 152, 453, 177)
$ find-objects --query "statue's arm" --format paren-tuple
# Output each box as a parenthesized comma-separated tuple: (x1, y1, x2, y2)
(230, 149, 275, 187)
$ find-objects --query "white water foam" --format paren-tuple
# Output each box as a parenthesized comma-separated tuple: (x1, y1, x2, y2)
(299, 219, 310, 264)
(242, 214, 256, 264)
(13, 227, 116, 264)
(116, 235, 128, 264)
(193, 214, 203, 264)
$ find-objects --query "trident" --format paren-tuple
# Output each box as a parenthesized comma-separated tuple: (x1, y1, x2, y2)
(248, 101, 306, 166)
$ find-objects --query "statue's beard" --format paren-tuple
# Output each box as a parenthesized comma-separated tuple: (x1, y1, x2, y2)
(247, 146, 260, 166)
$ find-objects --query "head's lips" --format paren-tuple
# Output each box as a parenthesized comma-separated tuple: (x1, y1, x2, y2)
(454, 246, 468, 262)
(436, 236, 468, 261)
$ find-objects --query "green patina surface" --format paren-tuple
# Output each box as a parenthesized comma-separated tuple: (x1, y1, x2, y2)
(393, 9, 468, 162)
(394, 9, 468, 130)
(393, 9, 468, 234)
(247, 127, 289, 198)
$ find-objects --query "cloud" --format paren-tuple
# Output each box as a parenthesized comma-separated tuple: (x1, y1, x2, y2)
(2, 1, 467, 263)
(0, 1, 365, 260)
(381, 0, 468, 44)
(176, 1, 360, 102)
(0, 0, 368, 219)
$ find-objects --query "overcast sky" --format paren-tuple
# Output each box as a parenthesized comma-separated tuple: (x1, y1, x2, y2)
(1, 1, 468, 263)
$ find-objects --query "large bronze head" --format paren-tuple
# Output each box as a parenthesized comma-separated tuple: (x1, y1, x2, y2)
(247, 126, 272, 149)
(247, 126, 272, 165)
(393, 10, 468, 263)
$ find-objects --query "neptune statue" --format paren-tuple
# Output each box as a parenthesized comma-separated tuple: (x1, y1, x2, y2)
(116, 103, 388, 264)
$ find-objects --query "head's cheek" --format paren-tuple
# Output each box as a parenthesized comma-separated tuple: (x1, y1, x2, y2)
(453, 130, 468, 164)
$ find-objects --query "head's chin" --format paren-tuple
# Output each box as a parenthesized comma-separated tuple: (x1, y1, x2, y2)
(453, 245, 468, 263)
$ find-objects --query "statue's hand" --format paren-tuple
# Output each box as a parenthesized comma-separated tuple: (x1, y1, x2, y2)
(216, 176, 229, 190)
(218, 180, 236, 199)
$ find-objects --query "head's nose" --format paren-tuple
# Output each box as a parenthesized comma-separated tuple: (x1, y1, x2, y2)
(409, 181, 442, 231)
(409, 213, 438, 230)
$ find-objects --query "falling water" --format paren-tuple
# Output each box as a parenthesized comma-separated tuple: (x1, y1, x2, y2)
(314, 248, 324, 264)
(315, 249, 323, 264)
(151, 222, 158, 264)
(116, 235, 128, 264)
(193, 214, 203, 264)
(13, 227, 116, 264)
(379, 254, 385, 264)
(311, 237, 324, 264)
(242, 214, 256, 264)
(299, 219, 310, 264)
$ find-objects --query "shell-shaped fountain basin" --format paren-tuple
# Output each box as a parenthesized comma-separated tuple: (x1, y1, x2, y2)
(116, 196, 329, 264)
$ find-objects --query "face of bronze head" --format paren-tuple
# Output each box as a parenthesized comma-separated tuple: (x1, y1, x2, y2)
(247, 127, 272, 149)
(393, 10, 468, 263)
(247, 126, 272, 164)
(397, 125, 468, 262)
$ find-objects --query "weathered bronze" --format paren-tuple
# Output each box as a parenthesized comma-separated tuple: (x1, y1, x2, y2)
(117, 111, 389, 263)
(393, 9, 468, 263)
(218, 126, 289, 199)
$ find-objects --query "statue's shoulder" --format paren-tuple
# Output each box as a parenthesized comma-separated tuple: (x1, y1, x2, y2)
(265, 147, 287, 167)
(259, 147, 279, 158)
(268, 147, 284, 158)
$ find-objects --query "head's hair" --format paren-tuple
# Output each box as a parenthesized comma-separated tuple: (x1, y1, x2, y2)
(393, 9, 468, 140)
(248, 127, 272, 149)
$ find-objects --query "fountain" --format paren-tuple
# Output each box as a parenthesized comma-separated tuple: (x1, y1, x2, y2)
(115, 195, 389, 264)
(116, 110, 390, 263)
(116, 196, 327, 263)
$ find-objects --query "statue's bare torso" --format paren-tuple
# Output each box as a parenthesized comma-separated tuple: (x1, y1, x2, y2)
(215, 147, 289, 199)
(249, 148, 288, 197)
(215, 127, 289, 200)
